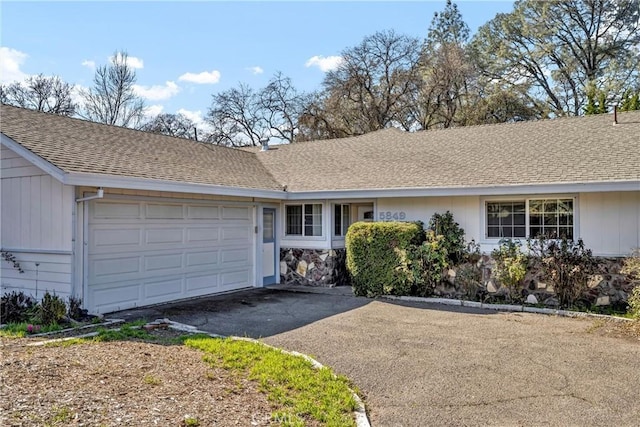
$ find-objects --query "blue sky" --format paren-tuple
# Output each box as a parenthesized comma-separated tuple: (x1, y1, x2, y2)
(1, 1, 515, 127)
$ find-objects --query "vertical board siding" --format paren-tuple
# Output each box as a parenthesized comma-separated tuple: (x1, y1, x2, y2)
(1, 175, 73, 251)
(0, 251, 72, 300)
(580, 191, 640, 256)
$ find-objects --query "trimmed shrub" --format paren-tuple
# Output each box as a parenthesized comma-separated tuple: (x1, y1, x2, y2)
(427, 211, 466, 264)
(346, 221, 425, 297)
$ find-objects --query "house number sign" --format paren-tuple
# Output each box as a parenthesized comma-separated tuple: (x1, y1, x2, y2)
(379, 211, 407, 221)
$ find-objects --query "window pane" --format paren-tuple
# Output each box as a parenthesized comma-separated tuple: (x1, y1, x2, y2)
(488, 212, 500, 225)
(543, 200, 557, 213)
(488, 226, 500, 238)
(530, 214, 541, 226)
(530, 227, 541, 238)
(514, 227, 526, 238)
(342, 205, 350, 234)
(502, 227, 513, 238)
(513, 202, 526, 213)
(286, 205, 302, 235)
(334, 205, 342, 236)
(304, 204, 322, 236)
(544, 213, 557, 226)
(560, 227, 573, 240)
(559, 213, 571, 225)
(514, 214, 525, 225)
(529, 200, 543, 214)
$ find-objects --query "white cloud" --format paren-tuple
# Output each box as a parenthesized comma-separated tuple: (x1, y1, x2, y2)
(177, 108, 212, 133)
(133, 81, 180, 101)
(109, 53, 144, 69)
(305, 55, 343, 72)
(143, 104, 164, 118)
(0, 47, 28, 83)
(81, 60, 96, 70)
(178, 70, 221, 84)
(247, 66, 264, 75)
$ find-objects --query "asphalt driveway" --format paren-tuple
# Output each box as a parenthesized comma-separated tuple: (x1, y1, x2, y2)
(114, 287, 640, 426)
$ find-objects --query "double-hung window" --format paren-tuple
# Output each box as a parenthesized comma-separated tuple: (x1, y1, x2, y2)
(286, 204, 322, 236)
(334, 204, 351, 237)
(485, 198, 574, 240)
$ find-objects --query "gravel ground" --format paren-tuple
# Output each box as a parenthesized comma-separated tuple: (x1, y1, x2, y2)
(0, 330, 277, 426)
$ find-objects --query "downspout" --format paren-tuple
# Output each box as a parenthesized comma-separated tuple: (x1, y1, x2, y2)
(75, 187, 104, 202)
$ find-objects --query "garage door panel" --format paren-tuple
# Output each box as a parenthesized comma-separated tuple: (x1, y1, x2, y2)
(91, 282, 141, 312)
(186, 227, 219, 243)
(144, 277, 184, 299)
(221, 270, 251, 288)
(145, 228, 184, 245)
(186, 274, 219, 292)
(88, 199, 255, 314)
(146, 203, 184, 219)
(93, 201, 141, 219)
(221, 248, 250, 264)
(186, 250, 219, 267)
(144, 253, 184, 272)
(187, 205, 220, 219)
(91, 256, 141, 278)
(92, 227, 142, 249)
(222, 206, 250, 220)
(222, 226, 251, 242)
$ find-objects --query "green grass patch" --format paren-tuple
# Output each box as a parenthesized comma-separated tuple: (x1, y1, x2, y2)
(93, 324, 152, 342)
(185, 337, 357, 427)
(0, 322, 63, 338)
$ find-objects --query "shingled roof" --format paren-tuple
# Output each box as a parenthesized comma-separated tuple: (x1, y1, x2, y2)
(255, 111, 640, 192)
(1, 104, 639, 196)
(0, 105, 282, 192)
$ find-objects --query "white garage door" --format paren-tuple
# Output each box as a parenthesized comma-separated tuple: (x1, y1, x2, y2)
(86, 199, 255, 314)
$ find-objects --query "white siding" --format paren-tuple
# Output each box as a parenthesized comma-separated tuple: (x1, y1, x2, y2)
(376, 195, 481, 240)
(580, 191, 640, 256)
(0, 146, 48, 178)
(0, 251, 72, 299)
(1, 146, 74, 298)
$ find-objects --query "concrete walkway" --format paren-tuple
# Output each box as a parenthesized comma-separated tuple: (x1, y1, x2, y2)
(114, 287, 640, 426)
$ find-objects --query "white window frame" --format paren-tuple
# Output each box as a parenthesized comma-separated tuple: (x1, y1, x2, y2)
(285, 203, 323, 237)
(481, 195, 578, 241)
(333, 204, 351, 237)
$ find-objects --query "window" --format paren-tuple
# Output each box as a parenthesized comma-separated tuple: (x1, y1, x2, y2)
(334, 204, 351, 236)
(286, 204, 322, 236)
(486, 198, 574, 240)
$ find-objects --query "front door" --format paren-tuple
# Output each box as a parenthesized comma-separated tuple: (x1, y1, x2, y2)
(262, 208, 276, 285)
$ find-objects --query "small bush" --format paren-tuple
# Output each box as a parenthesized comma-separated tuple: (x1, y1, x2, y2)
(528, 236, 596, 308)
(397, 231, 450, 296)
(622, 249, 640, 318)
(427, 211, 466, 264)
(492, 239, 528, 301)
(67, 296, 89, 321)
(1, 291, 36, 324)
(346, 221, 425, 297)
(456, 263, 483, 299)
(34, 291, 67, 326)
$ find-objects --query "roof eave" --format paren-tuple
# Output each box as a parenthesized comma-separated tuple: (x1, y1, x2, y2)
(283, 180, 640, 200)
(1, 133, 66, 182)
(63, 172, 287, 200)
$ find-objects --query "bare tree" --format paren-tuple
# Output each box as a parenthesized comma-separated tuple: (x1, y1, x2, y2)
(259, 72, 308, 143)
(140, 113, 197, 140)
(0, 74, 76, 116)
(206, 83, 269, 146)
(301, 30, 423, 139)
(79, 51, 145, 128)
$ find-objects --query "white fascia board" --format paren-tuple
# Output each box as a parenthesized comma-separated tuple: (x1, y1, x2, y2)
(0, 133, 66, 182)
(63, 172, 287, 200)
(284, 180, 640, 200)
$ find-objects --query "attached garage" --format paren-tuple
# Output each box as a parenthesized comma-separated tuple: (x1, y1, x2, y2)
(86, 198, 256, 314)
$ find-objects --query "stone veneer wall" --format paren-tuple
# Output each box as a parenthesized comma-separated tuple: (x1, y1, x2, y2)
(280, 248, 632, 308)
(280, 249, 349, 287)
(437, 256, 632, 309)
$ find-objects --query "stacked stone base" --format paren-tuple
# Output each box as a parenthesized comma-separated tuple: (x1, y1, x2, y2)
(280, 248, 349, 287)
(280, 248, 632, 308)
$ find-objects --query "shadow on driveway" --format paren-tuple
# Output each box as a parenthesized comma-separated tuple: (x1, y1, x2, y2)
(111, 287, 502, 338)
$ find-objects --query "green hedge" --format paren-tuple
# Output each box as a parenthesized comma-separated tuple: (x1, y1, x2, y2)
(345, 221, 425, 297)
